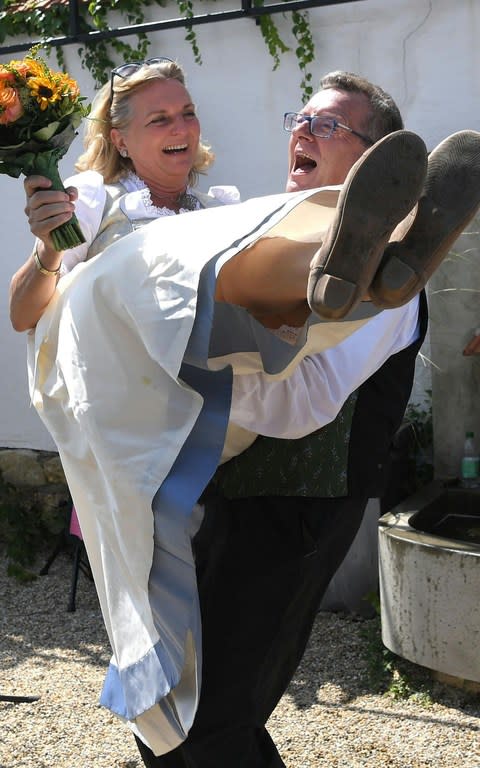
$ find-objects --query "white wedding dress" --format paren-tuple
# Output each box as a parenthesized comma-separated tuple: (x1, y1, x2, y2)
(28, 186, 381, 755)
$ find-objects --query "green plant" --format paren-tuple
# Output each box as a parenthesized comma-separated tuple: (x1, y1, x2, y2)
(404, 389, 434, 488)
(291, 9, 314, 102)
(0, 0, 315, 100)
(363, 593, 480, 706)
(361, 605, 433, 703)
(0, 481, 70, 581)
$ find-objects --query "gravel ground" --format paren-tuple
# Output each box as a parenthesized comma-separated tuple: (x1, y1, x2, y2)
(1, 549, 480, 768)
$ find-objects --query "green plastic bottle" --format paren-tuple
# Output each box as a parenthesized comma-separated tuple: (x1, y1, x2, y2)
(461, 431, 480, 487)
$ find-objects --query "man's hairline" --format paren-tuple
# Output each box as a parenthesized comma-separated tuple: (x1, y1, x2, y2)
(310, 84, 376, 138)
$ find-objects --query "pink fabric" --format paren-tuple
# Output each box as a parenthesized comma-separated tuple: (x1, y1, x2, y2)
(69, 506, 83, 539)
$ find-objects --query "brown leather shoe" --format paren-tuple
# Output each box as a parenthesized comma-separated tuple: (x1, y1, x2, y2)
(370, 130, 480, 308)
(307, 130, 428, 319)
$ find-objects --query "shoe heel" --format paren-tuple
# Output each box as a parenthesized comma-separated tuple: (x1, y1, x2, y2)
(370, 246, 419, 307)
(309, 271, 357, 319)
(371, 129, 480, 308)
(307, 130, 427, 320)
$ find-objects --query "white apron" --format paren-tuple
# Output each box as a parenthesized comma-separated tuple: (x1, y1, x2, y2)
(28, 188, 378, 755)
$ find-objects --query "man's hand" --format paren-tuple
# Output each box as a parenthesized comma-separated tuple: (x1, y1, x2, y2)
(463, 330, 480, 356)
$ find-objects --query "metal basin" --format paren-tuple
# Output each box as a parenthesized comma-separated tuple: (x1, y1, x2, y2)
(378, 481, 480, 683)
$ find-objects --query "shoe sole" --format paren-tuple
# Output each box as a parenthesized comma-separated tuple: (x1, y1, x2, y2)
(307, 130, 428, 319)
(370, 130, 480, 307)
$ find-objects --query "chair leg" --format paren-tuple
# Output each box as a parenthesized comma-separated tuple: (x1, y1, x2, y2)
(39, 532, 65, 575)
(67, 538, 83, 612)
(78, 550, 93, 581)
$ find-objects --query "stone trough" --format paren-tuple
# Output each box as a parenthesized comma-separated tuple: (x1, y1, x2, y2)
(378, 480, 480, 684)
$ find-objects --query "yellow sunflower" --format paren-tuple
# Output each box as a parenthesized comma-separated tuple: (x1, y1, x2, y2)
(23, 57, 47, 79)
(27, 75, 62, 111)
(8, 57, 44, 80)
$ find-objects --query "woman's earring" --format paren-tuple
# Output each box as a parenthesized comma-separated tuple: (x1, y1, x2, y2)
(120, 148, 128, 158)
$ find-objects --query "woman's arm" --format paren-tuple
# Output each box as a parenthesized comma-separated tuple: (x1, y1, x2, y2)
(10, 175, 77, 332)
(10, 171, 104, 332)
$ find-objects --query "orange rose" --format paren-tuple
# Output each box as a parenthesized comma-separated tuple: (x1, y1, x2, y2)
(0, 86, 23, 124)
(8, 59, 32, 78)
(0, 67, 15, 85)
(59, 75, 80, 100)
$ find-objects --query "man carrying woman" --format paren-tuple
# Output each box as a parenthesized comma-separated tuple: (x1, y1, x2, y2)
(9, 58, 480, 764)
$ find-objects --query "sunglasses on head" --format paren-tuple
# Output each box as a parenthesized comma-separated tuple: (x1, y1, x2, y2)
(110, 57, 175, 102)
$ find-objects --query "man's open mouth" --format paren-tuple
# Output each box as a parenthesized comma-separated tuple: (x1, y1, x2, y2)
(293, 151, 317, 172)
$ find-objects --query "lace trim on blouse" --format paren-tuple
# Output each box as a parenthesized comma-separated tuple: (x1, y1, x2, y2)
(127, 172, 201, 216)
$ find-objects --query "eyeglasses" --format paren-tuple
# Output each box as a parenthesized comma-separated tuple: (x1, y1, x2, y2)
(283, 112, 374, 146)
(110, 57, 175, 102)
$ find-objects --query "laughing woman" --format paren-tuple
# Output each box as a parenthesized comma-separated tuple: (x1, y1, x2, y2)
(10, 57, 241, 332)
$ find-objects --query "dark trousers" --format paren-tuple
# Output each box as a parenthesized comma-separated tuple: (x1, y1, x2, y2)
(135, 494, 368, 768)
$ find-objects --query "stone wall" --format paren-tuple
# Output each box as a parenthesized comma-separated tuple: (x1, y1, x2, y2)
(0, 448, 71, 563)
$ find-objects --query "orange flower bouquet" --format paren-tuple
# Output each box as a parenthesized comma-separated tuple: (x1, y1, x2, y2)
(0, 47, 90, 250)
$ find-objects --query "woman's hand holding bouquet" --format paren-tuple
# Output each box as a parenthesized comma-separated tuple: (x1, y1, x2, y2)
(0, 46, 90, 250)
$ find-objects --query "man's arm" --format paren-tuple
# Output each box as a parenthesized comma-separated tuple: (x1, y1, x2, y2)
(230, 295, 420, 438)
(463, 329, 480, 356)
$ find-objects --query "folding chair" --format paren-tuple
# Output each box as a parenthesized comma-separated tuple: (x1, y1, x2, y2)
(67, 506, 92, 612)
(40, 504, 92, 611)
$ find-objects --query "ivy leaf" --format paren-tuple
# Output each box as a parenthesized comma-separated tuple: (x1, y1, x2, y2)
(1, 0, 316, 102)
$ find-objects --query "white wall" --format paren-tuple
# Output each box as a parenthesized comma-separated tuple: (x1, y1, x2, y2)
(1, 0, 478, 449)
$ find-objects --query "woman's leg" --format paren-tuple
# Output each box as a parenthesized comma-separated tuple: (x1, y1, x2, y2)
(215, 132, 428, 321)
(214, 190, 336, 325)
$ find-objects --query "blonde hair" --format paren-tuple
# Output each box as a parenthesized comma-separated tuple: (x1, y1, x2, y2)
(75, 60, 215, 186)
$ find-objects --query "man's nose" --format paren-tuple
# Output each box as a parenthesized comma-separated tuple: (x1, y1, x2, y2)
(293, 117, 312, 138)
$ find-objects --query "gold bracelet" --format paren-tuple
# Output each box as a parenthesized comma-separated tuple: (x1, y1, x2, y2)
(32, 245, 62, 277)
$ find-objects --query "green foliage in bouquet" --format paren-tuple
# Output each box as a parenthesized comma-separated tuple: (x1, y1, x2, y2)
(0, 45, 90, 250)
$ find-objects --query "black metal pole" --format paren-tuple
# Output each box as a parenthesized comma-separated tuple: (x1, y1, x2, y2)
(68, 0, 81, 38)
(0, 0, 365, 56)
